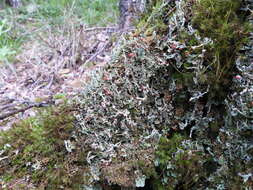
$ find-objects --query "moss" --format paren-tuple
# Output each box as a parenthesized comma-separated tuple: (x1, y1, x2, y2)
(151, 134, 209, 190)
(136, 160, 157, 178)
(100, 147, 156, 187)
(136, 0, 171, 36)
(191, 0, 251, 99)
(0, 104, 89, 189)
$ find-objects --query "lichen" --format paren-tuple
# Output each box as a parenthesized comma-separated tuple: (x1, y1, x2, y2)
(74, 0, 253, 188)
(0, 0, 252, 189)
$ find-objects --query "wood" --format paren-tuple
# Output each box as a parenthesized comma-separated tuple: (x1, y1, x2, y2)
(121, 187, 136, 190)
(0, 100, 54, 121)
(119, 0, 147, 30)
(6, 0, 22, 8)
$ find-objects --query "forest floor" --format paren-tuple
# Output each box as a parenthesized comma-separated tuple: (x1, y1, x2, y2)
(0, 0, 119, 130)
(1, 1, 252, 189)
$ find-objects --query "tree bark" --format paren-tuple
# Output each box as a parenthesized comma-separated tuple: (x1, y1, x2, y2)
(6, 0, 22, 8)
(119, 0, 147, 30)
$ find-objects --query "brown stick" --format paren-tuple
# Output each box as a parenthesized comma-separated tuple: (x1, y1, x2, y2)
(82, 26, 117, 33)
(84, 41, 110, 65)
(0, 101, 54, 120)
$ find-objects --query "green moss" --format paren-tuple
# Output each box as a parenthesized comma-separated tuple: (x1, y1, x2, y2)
(151, 134, 209, 190)
(191, 0, 251, 98)
(136, 160, 157, 178)
(179, 31, 199, 47)
(0, 105, 88, 189)
(136, 0, 169, 35)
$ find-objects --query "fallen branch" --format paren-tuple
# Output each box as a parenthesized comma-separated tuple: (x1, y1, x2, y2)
(0, 101, 54, 121)
(82, 26, 118, 33)
(0, 102, 20, 111)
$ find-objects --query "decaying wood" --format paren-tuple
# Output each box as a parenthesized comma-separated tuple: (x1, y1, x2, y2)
(0, 100, 54, 121)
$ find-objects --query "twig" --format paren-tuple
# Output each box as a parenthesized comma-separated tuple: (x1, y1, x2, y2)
(82, 26, 117, 33)
(46, 73, 55, 89)
(37, 34, 57, 50)
(0, 101, 54, 121)
(83, 41, 110, 68)
(0, 102, 20, 111)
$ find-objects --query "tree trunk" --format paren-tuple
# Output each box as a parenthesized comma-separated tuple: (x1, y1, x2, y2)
(121, 187, 136, 190)
(6, 0, 22, 8)
(119, 0, 147, 30)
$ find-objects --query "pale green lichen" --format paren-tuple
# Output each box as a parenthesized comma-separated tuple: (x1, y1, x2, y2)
(0, 0, 252, 189)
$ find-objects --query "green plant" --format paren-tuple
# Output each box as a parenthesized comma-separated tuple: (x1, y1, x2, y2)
(152, 134, 208, 190)
(192, 0, 251, 97)
(0, 0, 119, 71)
(0, 105, 88, 189)
(137, 0, 171, 35)
(78, 0, 119, 26)
(18, 0, 118, 26)
(0, 19, 17, 64)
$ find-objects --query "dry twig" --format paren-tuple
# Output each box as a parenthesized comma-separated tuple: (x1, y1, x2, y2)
(0, 100, 54, 120)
